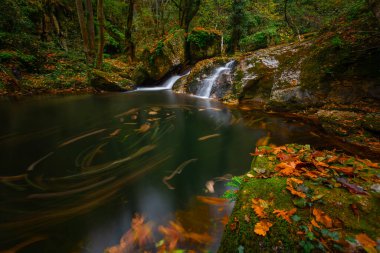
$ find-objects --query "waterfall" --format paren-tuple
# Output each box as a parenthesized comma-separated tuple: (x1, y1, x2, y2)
(136, 71, 189, 91)
(196, 60, 235, 98)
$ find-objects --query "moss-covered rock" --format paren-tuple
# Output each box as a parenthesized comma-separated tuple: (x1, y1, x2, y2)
(188, 27, 222, 62)
(232, 13, 380, 111)
(90, 69, 135, 92)
(219, 144, 380, 253)
(145, 29, 186, 81)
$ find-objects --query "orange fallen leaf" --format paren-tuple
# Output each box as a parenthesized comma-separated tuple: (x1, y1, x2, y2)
(356, 233, 377, 253)
(330, 165, 355, 175)
(254, 220, 273, 236)
(311, 218, 321, 229)
(356, 158, 380, 168)
(276, 162, 298, 176)
(313, 208, 333, 228)
(273, 208, 297, 223)
(252, 198, 269, 218)
(286, 178, 306, 198)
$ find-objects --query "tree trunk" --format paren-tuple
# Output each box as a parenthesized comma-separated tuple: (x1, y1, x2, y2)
(96, 0, 105, 69)
(85, 0, 96, 61)
(125, 0, 135, 62)
(368, 0, 380, 23)
(75, 0, 91, 64)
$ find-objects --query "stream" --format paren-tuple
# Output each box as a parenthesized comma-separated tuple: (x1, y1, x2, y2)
(0, 91, 337, 252)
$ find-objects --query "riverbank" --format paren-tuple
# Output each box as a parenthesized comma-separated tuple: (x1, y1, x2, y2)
(219, 144, 380, 252)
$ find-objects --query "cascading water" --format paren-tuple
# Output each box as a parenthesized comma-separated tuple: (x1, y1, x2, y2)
(136, 71, 190, 91)
(196, 60, 235, 98)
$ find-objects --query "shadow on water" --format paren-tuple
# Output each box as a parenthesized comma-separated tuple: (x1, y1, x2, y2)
(0, 92, 335, 252)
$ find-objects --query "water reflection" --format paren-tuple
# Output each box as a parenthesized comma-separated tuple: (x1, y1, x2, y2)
(0, 92, 332, 252)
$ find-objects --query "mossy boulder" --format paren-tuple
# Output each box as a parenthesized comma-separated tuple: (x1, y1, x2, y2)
(145, 29, 186, 81)
(90, 69, 135, 92)
(233, 14, 380, 111)
(219, 144, 380, 253)
(188, 27, 222, 62)
(316, 110, 363, 136)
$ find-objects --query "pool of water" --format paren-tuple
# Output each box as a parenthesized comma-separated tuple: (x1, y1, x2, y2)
(0, 91, 334, 252)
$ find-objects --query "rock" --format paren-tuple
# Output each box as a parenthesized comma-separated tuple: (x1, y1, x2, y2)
(188, 27, 222, 62)
(316, 110, 363, 136)
(363, 113, 380, 132)
(90, 69, 135, 92)
(146, 29, 186, 81)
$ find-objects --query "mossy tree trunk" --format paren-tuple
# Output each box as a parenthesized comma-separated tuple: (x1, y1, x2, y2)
(96, 0, 105, 69)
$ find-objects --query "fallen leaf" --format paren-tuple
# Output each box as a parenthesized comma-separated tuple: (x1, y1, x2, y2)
(273, 208, 297, 223)
(330, 165, 355, 175)
(356, 233, 377, 253)
(148, 111, 158, 115)
(159, 221, 184, 250)
(311, 218, 321, 229)
(286, 178, 306, 198)
(313, 208, 333, 228)
(246, 173, 254, 178)
(276, 162, 297, 176)
(252, 198, 269, 218)
(244, 214, 250, 223)
(336, 177, 368, 195)
(254, 220, 273, 236)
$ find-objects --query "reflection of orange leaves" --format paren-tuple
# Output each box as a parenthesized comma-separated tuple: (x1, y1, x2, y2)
(254, 220, 273, 236)
(106, 214, 153, 253)
(252, 198, 268, 218)
(273, 208, 297, 223)
(197, 196, 228, 206)
(313, 208, 333, 228)
(256, 134, 270, 146)
(356, 233, 377, 253)
(159, 221, 212, 250)
(286, 178, 306, 198)
(186, 232, 212, 244)
(159, 221, 185, 250)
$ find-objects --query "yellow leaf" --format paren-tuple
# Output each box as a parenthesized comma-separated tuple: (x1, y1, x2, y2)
(254, 220, 273, 236)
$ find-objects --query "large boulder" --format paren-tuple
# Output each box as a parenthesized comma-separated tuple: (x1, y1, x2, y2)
(187, 27, 222, 62)
(145, 29, 186, 81)
(231, 14, 380, 110)
(90, 69, 135, 92)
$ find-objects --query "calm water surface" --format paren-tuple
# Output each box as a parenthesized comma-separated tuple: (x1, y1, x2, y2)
(0, 92, 332, 252)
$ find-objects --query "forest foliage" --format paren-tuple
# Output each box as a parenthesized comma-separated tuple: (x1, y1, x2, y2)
(0, 0, 377, 91)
